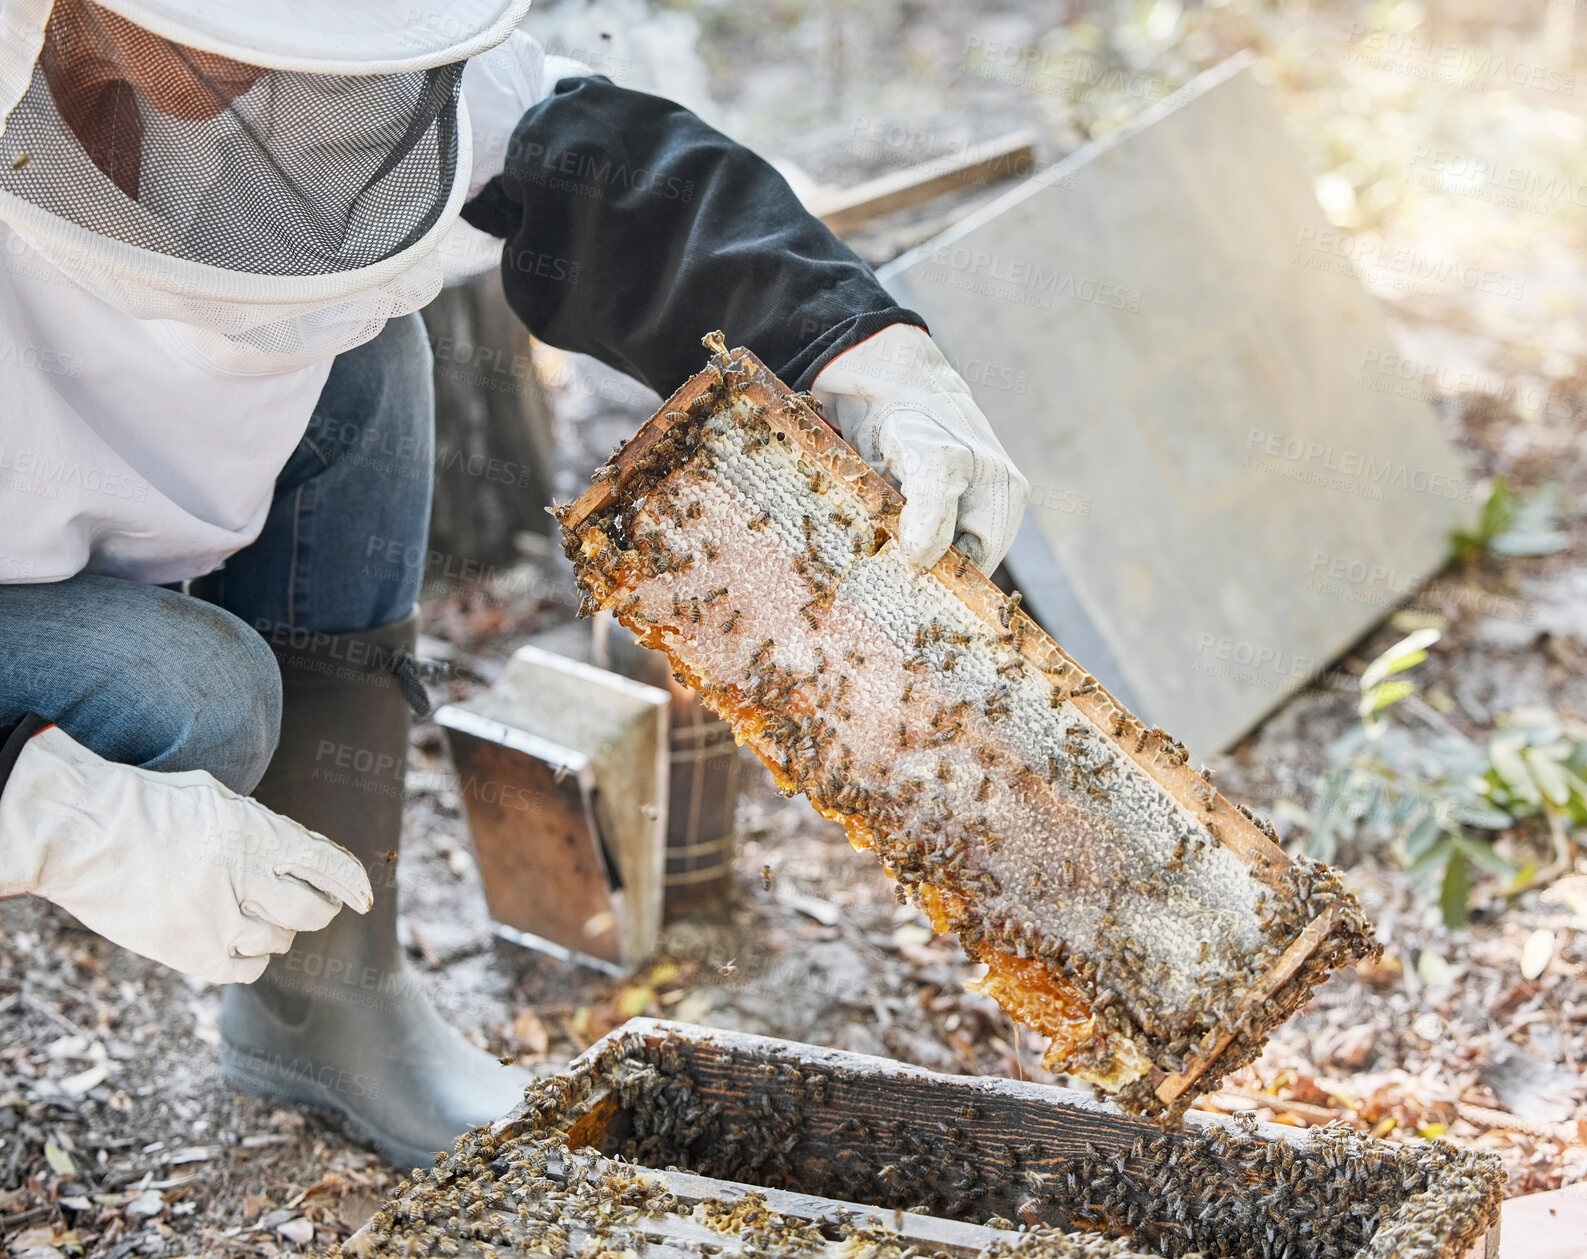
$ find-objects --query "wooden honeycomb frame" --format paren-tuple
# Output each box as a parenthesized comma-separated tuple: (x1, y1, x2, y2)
(556, 339, 1377, 1121)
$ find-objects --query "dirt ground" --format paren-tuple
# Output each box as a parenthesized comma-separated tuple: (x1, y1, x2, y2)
(6, 1, 1587, 1255)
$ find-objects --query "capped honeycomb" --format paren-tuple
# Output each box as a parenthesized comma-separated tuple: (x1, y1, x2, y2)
(556, 337, 1378, 1123)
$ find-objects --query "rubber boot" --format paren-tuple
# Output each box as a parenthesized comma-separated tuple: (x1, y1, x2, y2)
(219, 613, 528, 1169)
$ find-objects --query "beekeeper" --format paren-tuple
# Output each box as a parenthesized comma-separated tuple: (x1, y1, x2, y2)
(0, 0, 1028, 1167)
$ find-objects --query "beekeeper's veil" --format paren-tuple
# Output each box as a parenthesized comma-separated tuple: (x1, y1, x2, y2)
(0, 0, 530, 367)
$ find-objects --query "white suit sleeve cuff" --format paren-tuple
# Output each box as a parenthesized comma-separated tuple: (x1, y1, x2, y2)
(441, 33, 594, 285)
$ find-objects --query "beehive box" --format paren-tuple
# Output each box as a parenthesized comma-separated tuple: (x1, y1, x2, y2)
(339, 1020, 1502, 1259)
(553, 338, 1377, 1123)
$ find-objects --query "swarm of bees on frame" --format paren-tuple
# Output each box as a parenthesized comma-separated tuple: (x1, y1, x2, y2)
(338, 1030, 1502, 1259)
(555, 334, 1378, 1126)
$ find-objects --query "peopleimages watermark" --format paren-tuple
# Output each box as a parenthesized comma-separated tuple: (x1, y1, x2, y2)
(1307, 550, 1535, 623)
(229, 1045, 383, 1102)
(1354, 347, 1573, 421)
(1408, 145, 1587, 216)
(1343, 24, 1575, 96)
(1190, 633, 1356, 696)
(1027, 482, 1092, 518)
(1293, 226, 1527, 301)
(313, 737, 406, 801)
(910, 243, 1142, 314)
(957, 34, 1183, 108)
(358, 533, 582, 606)
(1243, 428, 1474, 503)
(845, 116, 1038, 183)
(504, 138, 696, 204)
(0, 443, 149, 502)
(276, 946, 431, 1015)
(831, 319, 1029, 395)
(541, 37, 632, 83)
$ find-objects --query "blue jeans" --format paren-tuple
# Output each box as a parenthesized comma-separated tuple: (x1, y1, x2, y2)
(0, 313, 435, 794)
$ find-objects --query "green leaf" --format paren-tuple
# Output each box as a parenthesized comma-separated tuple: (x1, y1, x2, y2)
(1406, 835, 1454, 880)
(1360, 629, 1441, 691)
(1527, 748, 1573, 806)
(1403, 814, 1444, 859)
(1477, 478, 1518, 539)
(1451, 797, 1515, 829)
(1490, 739, 1541, 804)
(1440, 847, 1471, 928)
(1361, 679, 1416, 717)
(1453, 833, 1517, 881)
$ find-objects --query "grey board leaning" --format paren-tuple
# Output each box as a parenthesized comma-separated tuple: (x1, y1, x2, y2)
(879, 54, 1472, 758)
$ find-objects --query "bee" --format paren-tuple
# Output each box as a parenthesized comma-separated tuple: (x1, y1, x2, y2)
(935, 762, 950, 782)
(751, 638, 774, 665)
(1071, 677, 1098, 698)
(901, 683, 914, 703)
(381, 849, 398, 862)
(800, 601, 820, 628)
(702, 541, 718, 560)
(689, 597, 702, 624)
(896, 722, 910, 749)
(760, 864, 774, 891)
(703, 585, 728, 604)
(721, 610, 741, 634)
(844, 649, 865, 666)
(976, 775, 992, 802)
(747, 512, 771, 532)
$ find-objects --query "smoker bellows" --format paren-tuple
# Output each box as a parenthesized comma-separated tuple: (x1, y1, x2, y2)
(555, 336, 1377, 1122)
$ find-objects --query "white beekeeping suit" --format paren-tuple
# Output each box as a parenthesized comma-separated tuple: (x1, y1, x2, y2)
(0, 0, 579, 585)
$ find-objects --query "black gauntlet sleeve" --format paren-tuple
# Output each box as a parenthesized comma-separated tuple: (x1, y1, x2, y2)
(460, 76, 926, 397)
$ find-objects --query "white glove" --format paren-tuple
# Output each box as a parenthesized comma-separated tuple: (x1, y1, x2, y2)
(813, 323, 1029, 571)
(0, 725, 373, 984)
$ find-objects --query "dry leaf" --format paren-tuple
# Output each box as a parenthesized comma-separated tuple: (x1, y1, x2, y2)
(43, 1140, 74, 1177)
(123, 1189, 163, 1218)
(671, 991, 713, 1024)
(58, 1062, 107, 1097)
(1521, 928, 1555, 981)
(277, 1215, 315, 1245)
(1417, 950, 1455, 990)
(512, 1008, 549, 1055)
(615, 985, 655, 1018)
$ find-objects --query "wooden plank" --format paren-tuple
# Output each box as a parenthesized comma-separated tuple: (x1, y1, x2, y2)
(807, 129, 1039, 236)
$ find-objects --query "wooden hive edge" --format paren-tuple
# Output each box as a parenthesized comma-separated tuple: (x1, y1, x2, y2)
(446, 1020, 1498, 1259)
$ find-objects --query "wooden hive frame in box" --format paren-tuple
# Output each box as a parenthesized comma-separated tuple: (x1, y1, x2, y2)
(555, 337, 1377, 1123)
(341, 1020, 1502, 1259)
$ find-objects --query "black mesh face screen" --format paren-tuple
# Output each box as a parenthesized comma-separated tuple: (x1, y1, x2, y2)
(0, 0, 462, 277)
